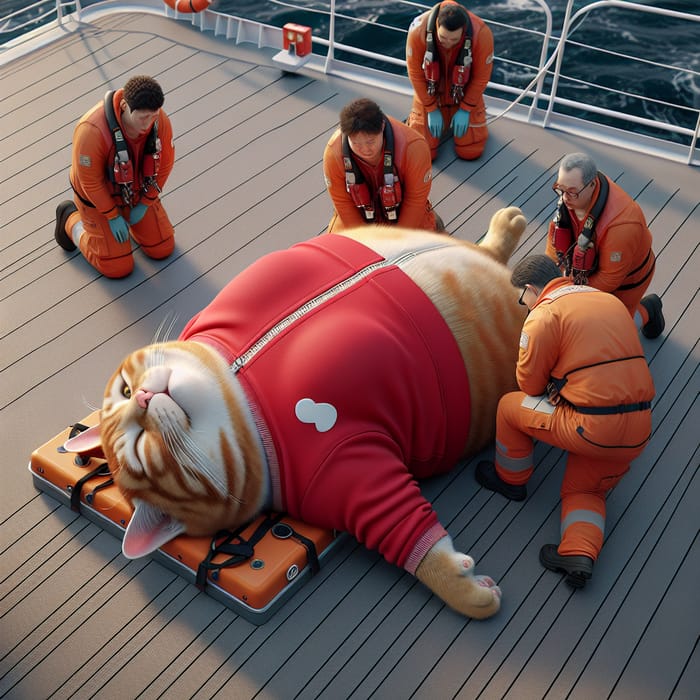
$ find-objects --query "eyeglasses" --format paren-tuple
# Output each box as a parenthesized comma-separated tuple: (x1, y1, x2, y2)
(518, 287, 528, 305)
(552, 180, 592, 200)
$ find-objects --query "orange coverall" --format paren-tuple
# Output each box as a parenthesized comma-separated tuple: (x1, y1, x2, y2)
(545, 175, 656, 319)
(67, 89, 175, 278)
(405, 0, 494, 160)
(494, 278, 654, 560)
(323, 115, 438, 233)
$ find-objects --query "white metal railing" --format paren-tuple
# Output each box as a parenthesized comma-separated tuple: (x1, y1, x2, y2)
(196, 0, 700, 164)
(2, 0, 698, 165)
(0, 0, 81, 38)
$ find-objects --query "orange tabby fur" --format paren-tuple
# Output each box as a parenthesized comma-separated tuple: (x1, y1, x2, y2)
(95, 207, 527, 619)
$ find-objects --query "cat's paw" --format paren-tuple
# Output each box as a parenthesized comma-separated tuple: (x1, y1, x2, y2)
(415, 538, 501, 620)
(492, 206, 527, 238)
(480, 207, 527, 264)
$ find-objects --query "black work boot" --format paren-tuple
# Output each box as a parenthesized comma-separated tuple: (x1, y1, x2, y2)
(475, 460, 527, 501)
(54, 200, 78, 252)
(640, 294, 665, 339)
(539, 544, 594, 588)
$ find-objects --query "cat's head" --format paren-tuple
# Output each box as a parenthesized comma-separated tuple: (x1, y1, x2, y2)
(65, 340, 267, 558)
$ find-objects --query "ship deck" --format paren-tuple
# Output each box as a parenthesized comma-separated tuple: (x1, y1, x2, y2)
(1, 8, 699, 699)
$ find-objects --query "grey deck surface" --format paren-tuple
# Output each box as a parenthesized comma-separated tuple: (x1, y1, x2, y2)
(2, 10, 699, 700)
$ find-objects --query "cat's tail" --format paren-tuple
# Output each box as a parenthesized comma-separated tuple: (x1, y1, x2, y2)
(478, 206, 527, 265)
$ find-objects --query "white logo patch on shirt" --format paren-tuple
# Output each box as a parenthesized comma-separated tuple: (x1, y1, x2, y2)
(423, 169, 432, 183)
(519, 330, 529, 350)
(610, 251, 622, 262)
(295, 397, 337, 433)
(79, 154, 91, 167)
(486, 52, 494, 64)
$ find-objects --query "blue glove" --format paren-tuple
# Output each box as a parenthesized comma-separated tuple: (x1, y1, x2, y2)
(108, 215, 130, 244)
(427, 110, 443, 139)
(129, 203, 148, 225)
(451, 109, 471, 139)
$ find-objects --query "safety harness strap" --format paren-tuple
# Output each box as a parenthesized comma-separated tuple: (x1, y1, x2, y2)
(342, 117, 401, 223)
(554, 172, 609, 279)
(571, 401, 652, 415)
(424, 2, 473, 100)
(103, 90, 160, 206)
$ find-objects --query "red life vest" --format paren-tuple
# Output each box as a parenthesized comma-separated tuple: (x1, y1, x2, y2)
(102, 90, 161, 207)
(342, 118, 403, 224)
(551, 172, 609, 284)
(422, 2, 473, 103)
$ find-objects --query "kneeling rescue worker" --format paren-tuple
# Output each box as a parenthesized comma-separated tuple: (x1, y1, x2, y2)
(476, 255, 655, 588)
(54, 75, 175, 278)
(323, 98, 444, 233)
(545, 152, 665, 339)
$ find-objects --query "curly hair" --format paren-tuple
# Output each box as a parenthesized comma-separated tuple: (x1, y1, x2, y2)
(123, 75, 164, 111)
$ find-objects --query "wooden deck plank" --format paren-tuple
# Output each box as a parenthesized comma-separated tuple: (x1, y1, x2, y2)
(2, 8, 698, 700)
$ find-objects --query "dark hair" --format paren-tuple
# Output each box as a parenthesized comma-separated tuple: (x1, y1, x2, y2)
(123, 75, 164, 111)
(437, 4, 469, 31)
(339, 98, 385, 135)
(511, 255, 562, 290)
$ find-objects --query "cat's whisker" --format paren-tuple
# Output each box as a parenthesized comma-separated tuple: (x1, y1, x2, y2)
(146, 344, 165, 371)
(161, 421, 228, 498)
(82, 396, 101, 412)
(152, 314, 179, 345)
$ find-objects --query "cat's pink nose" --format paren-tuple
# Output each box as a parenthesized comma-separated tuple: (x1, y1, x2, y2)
(135, 388, 154, 409)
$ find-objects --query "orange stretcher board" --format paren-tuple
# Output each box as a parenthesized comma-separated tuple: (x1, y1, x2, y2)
(28, 411, 345, 624)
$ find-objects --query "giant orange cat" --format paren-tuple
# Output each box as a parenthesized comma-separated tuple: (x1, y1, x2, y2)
(68, 207, 527, 619)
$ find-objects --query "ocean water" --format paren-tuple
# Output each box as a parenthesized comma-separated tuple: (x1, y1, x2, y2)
(3, 1, 698, 139)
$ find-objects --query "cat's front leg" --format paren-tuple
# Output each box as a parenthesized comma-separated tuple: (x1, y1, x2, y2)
(415, 535, 501, 619)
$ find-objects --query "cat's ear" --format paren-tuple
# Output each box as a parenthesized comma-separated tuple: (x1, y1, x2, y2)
(62, 424, 103, 453)
(122, 499, 186, 559)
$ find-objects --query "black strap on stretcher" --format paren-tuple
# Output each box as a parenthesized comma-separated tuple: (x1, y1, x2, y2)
(64, 422, 322, 582)
(196, 512, 322, 590)
(270, 522, 321, 575)
(66, 422, 113, 512)
(69, 462, 111, 512)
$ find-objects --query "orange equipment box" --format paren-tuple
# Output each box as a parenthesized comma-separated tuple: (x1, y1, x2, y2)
(28, 412, 345, 624)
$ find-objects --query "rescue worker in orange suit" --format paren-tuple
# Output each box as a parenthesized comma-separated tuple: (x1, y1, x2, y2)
(545, 152, 665, 339)
(475, 255, 655, 587)
(405, 1, 494, 161)
(54, 75, 175, 279)
(323, 98, 444, 233)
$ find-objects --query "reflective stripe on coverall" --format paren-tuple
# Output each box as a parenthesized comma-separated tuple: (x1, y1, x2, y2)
(495, 279, 654, 560)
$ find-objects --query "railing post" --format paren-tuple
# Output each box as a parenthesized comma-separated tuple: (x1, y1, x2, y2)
(527, 1, 553, 123)
(324, 0, 336, 74)
(689, 112, 700, 166)
(543, 0, 576, 128)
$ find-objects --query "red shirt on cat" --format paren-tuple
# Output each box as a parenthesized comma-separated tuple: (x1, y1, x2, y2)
(180, 234, 472, 574)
